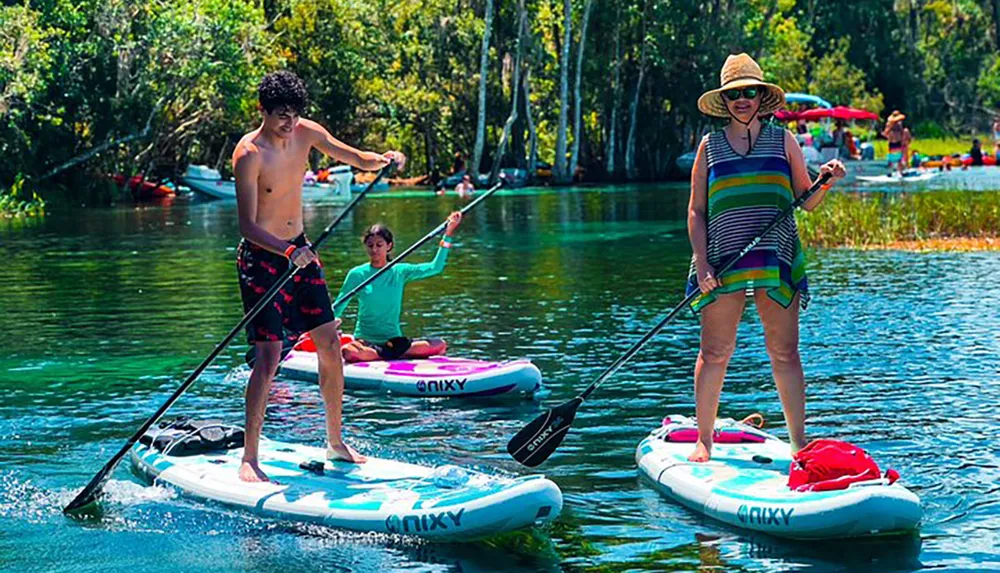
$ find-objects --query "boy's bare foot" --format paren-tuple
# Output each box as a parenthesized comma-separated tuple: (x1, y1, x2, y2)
(688, 440, 712, 463)
(239, 459, 275, 483)
(326, 442, 368, 464)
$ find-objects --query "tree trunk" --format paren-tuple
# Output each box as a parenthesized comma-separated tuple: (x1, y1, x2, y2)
(625, 4, 648, 181)
(553, 0, 572, 183)
(523, 69, 539, 178)
(569, 0, 594, 182)
(469, 0, 495, 178)
(490, 0, 526, 185)
(606, 6, 621, 178)
(424, 124, 438, 183)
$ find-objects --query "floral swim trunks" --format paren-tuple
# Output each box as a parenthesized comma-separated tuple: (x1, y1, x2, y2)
(236, 233, 336, 344)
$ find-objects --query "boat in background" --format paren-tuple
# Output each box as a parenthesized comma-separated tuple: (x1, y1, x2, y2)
(111, 173, 176, 200)
(182, 164, 353, 202)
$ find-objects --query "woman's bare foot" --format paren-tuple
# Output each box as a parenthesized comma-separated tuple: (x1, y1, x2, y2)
(688, 440, 712, 463)
(326, 442, 368, 464)
(239, 459, 274, 483)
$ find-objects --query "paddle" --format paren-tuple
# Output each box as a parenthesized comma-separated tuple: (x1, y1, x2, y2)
(506, 173, 833, 468)
(62, 164, 394, 514)
(244, 177, 507, 368)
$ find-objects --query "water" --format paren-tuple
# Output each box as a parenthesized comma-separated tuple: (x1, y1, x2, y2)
(1, 185, 998, 571)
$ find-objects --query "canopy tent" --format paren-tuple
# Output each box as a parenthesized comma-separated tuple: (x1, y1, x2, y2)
(774, 106, 879, 122)
(784, 93, 833, 109)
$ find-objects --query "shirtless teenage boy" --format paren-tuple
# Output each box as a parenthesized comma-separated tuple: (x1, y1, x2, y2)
(233, 70, 405, 482)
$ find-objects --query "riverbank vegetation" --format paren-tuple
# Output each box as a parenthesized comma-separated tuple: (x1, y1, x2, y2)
(6, 1, 1000, 216)
(799, 190, 1000, 250)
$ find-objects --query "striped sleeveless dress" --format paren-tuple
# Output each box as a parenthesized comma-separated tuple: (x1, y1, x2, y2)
(686, 123, 809, 312)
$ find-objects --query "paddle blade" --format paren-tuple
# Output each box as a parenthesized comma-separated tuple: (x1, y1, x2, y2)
(506, 397, 582, 467)
(63, 461, 115, 513)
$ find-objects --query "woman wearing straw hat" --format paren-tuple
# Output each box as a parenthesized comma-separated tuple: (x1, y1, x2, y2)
(686, 53, 846, 463)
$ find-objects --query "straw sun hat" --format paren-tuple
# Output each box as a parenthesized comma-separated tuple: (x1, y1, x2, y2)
(697, 53, 786, 118)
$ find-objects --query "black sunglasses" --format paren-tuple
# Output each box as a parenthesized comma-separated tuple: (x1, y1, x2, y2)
(722, 86, 761, 101)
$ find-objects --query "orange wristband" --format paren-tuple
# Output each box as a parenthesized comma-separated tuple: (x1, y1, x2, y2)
(284, 245, 297, 259)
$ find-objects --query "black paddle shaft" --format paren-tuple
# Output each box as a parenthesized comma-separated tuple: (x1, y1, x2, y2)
(579, 173, 832, 400)
(506, 173, 832, 467)
(62, 164, 394, 514)
(329, 179, 505, 310)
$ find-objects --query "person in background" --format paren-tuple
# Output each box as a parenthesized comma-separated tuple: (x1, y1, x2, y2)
(455, 174, 475, 198)
(969, 139, 984, 167)
(902, 122, 913, 170)
(882, 111, 907, 175)
(992, 116, 1000, 144)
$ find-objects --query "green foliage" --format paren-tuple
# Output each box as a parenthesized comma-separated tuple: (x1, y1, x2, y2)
(0, 175, 46, 218)
(808, 38, 884, 116)
(6, 0, 1000, 204)
(977, 54, 1000, 110)
(759, 15, 812, 94)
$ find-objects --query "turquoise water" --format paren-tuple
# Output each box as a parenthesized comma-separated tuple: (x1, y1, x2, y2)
(1, 185, 998, 571)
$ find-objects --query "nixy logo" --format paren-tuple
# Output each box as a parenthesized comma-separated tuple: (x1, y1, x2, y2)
(415, 378, 468, 393)
(385, 508, 465, 533)
(737, 504, 793, 526)
(526, 416, 564, 452)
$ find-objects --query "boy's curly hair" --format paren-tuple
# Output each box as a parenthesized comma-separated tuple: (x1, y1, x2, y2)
(258, 70, 308, 114)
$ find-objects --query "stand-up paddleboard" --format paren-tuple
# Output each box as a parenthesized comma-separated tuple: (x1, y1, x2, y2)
(857, 170, 939, 184)
(131, 421, 562, 540)
(636, 415, 922, 539)
(280, 350, 542, 397)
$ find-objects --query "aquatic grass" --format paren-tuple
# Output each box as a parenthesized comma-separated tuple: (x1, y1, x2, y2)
(798, 190, 1000, 249)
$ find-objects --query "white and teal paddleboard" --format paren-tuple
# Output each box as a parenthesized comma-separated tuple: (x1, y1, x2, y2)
(636, 415, 922, 539)
(131, 429, 562, 539)
(856, 170, 939, 184)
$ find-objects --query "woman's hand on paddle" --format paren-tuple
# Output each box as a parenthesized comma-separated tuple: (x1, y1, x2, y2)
(444, 211, 462, 235)
(696, 261, 721, 294)
(819, 159, 846, 183)
(289, 246, 317, 268)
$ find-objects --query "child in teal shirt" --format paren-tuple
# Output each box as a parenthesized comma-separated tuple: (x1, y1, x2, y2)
(334, 211, 462, 361)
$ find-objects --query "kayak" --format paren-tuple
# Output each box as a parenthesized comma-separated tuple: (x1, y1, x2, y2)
(131, 420, 562, 540)
(857, 171, 939, 184)
(280, 350, 542, 397)
(636, 415, 922, 539)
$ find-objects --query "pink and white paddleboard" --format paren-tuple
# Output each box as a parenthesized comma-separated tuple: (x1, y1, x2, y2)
(280, 351, 542, 397)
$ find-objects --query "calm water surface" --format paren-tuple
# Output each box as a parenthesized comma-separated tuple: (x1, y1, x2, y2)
(1, 185, 998, 572)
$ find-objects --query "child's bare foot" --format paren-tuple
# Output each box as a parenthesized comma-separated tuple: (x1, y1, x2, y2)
(327, 442, 367, 463)
(688, 440, 712, 463)
(239, 460, 273, 482)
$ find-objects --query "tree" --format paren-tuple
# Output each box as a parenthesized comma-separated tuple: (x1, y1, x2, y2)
(469, 0, 495, 178)
(490, 0, 527, 185)
(569, 0, 594, 180)
(553, 0, 573, 183)
(624, 0, 648, 181)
